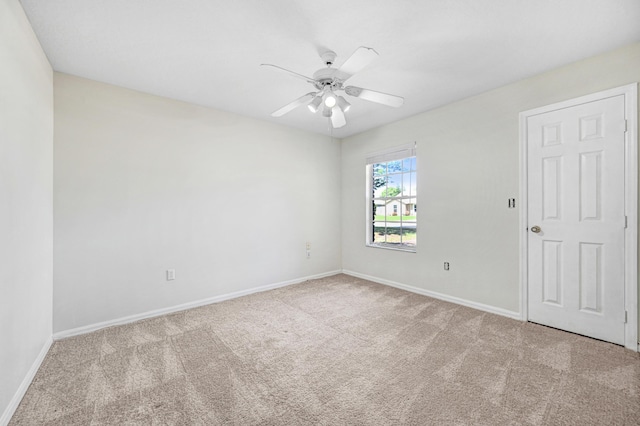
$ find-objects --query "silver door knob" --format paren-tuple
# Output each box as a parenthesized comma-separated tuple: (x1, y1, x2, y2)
(531, 226, 541, 233)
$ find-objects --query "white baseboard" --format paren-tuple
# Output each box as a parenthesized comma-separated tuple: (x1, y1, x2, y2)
(342, 269, 521, 321)
(0, 336, 53, 426)
(53, 270, 342, 340)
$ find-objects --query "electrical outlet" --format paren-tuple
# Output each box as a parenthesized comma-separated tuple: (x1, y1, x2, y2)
(166, 269, 176, 281)
(444, 262, 450, 271)
(306, 250, 311, 259)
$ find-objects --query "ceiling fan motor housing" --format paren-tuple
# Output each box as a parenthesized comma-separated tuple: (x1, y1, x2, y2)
(312, 68, 342, 91)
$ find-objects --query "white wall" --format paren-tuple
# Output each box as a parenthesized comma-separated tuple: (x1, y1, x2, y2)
(342, 43, 640, 318)
(0, 0, 53, 421)
(53, 74, 341, 333)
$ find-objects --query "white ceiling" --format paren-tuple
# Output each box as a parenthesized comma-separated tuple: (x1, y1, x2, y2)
(20, 0, 640, 138)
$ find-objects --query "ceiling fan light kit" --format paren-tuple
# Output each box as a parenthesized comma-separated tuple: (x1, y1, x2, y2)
(337, 96, 351, 112)
(307, 95, 323, 113)
(262, 46, 404, 129)
(323, 91, 337, 108)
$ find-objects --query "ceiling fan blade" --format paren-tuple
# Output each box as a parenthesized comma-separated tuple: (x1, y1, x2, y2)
(271, 92, 316, 117)
(331, 106, 346, 128)
(261, 64, 315, 83)
(344, 86, 404, 108)
(335, 46, 379, 81)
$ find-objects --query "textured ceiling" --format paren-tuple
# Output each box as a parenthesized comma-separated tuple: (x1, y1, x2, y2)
(19, 0, 640, 138)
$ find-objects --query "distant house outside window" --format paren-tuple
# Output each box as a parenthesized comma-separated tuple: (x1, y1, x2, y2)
(366, 143, 417, 251)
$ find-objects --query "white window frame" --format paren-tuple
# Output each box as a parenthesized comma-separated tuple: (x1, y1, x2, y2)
(365, 143, 417, 252)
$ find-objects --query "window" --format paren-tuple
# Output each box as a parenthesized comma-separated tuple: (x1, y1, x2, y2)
(366, 144, 417, 251)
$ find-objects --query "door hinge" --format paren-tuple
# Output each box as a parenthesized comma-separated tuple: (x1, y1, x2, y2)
(624, 310, 628, 323)
(625, 215, 628, 228)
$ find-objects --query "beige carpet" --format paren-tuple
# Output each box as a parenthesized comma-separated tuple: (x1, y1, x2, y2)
(10, 274, 640, 425)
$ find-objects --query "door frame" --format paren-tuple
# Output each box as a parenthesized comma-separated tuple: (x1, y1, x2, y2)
(519, 83, 638, 351)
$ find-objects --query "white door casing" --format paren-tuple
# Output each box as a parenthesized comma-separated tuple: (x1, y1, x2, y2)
(520, 84, 638, 351)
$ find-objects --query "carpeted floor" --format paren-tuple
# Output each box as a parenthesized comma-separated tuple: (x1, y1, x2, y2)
(10, 274, 640, 425)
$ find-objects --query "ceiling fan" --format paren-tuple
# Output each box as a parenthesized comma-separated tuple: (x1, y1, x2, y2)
(261, 47, 404, 129)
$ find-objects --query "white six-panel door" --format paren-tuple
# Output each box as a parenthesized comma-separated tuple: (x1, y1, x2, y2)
(526, 95, 627, 345)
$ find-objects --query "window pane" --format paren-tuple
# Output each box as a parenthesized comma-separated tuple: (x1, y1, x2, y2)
(401, 171, 416, 197)
(387, 160, 402, 173)
(399, 172, 408, 197)
(380, 226, 402, 244)
(402, 158, 412, 172)
(373, 175, 387, 197)
(373, 203, 385, 221)
(401, 201, 414, 217)
(373, 223, 387, 243)
(373, 163, 386, 176)
(386, 174, 401, 197)
(400, 227, 417, 246)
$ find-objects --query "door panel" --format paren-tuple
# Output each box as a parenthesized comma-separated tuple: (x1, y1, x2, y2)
(527, 95, 626, 345)
(579, 242, 602, 313)
(579, 151, 602, 221)
(542, 240, 562, 305)
(542, 156, 561, 220)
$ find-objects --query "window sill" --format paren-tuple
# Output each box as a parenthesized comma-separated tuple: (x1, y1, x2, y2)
(366, 243, 416, 253)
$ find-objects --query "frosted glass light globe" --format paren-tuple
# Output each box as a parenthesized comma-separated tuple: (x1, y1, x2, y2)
(324, 93, 337, 108)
